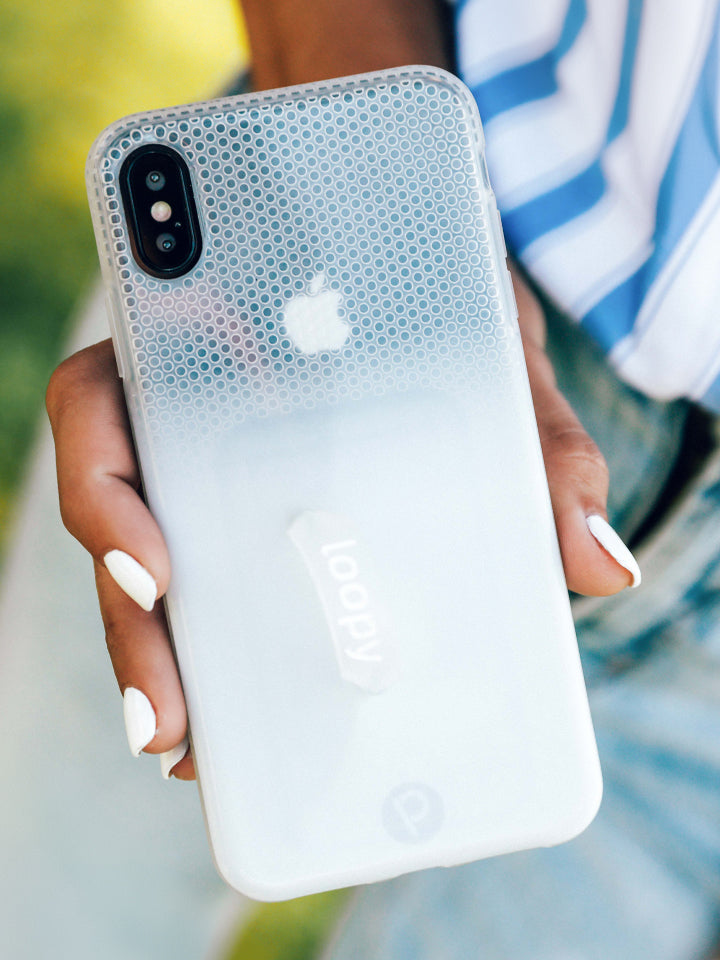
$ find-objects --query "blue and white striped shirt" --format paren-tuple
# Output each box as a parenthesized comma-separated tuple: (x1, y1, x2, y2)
(455, 0, 720, 411)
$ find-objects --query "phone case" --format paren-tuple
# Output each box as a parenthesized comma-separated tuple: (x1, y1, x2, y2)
(87, 66, 602, 901)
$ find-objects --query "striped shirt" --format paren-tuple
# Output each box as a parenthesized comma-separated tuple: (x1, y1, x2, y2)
(454, 0, 720, 412)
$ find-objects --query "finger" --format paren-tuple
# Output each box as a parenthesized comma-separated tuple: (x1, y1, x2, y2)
(167, 752, 196, 781)
(46, 340, 170, 608)
(523, 336, 640, 596)
(95, 560, 191, 763)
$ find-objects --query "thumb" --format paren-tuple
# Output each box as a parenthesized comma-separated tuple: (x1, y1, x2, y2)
(515, 277, 641, 596)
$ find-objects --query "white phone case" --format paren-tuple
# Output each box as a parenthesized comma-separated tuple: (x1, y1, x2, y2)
(87, 66, 602, 901)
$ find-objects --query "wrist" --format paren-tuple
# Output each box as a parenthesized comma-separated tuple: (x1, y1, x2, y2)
(240, 0, 450, 91)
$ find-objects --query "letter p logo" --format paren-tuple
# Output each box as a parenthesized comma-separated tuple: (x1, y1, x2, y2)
(382, 783, 444, 843)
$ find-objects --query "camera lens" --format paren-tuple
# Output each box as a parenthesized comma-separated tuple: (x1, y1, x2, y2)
(156, 232, 176, 252)
(146, 170, 166, 191)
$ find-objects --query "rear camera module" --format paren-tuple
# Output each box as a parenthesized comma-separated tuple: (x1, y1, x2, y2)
(120, 145, 202, 278)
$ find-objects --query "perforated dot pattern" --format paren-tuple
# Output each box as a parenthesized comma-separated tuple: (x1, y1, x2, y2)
(88, 68, 522, 447)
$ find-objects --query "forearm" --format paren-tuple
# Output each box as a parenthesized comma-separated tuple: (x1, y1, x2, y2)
(238, 0, 451, 90)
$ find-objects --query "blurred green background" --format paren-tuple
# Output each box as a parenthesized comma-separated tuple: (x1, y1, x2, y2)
(0, 0, 245, 549)
(0, 3, 353, 953)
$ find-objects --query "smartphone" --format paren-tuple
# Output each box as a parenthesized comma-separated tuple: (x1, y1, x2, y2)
(86, 66, 602, 901)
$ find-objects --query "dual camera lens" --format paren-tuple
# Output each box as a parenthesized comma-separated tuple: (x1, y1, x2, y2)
(146, 172, 175, 252)
(120, 146, 201, 278)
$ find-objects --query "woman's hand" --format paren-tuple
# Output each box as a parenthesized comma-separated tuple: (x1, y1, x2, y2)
(45, 274, 639, 778)
(45, 0, 638, 776)
(45, 341, 195, 779)
(511, 266, 640, 596)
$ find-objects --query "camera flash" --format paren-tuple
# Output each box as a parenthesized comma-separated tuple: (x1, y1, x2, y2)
(151, 200, 172, 222)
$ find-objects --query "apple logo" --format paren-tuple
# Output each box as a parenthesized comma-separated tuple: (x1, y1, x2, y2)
(282, 271, 350, 354)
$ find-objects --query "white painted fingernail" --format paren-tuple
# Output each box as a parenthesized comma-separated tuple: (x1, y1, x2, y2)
(160, 737, 189, 780)
(123, 687, 157, 757)
(586, 515, 642, 587)
(104, 550, 157, 611)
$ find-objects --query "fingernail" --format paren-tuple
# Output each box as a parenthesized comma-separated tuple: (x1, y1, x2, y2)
(586, 515, 642, 588)
(123, 687, 157, 757)
(160, 737, 189, 779)
(104, 549, 157, 611)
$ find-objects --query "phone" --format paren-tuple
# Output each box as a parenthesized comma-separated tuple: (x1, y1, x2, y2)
(86, 66, 602, 902)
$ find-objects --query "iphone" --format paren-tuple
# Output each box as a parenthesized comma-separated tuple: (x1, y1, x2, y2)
(87, 66, 602, 901)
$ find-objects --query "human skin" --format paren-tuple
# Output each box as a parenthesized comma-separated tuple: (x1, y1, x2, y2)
(45, 0, 635, 778)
